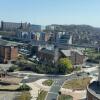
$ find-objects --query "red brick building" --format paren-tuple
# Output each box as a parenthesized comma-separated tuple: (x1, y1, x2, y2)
(0, 40, 18, 63)
(60, 49, 85, 65)
(38, 48, 85, 66)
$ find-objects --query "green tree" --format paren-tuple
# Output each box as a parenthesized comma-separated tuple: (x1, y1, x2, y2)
(58, 58, 72, 74)
(7, 65, 18, 72)
(17, 84, 31, 91)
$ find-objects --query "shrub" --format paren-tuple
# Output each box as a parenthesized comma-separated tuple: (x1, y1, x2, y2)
(17, 84, 31, 91)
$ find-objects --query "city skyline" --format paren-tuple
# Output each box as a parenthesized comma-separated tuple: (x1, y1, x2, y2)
(0, 0, 100, 27)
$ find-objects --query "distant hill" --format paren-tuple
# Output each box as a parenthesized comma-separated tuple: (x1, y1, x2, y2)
(46, 24, 100, 45)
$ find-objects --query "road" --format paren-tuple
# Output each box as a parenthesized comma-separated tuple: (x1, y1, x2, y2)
(45, 78, 66, 100)
(45, 72, 88, 100)
(9, 71, 88, 100)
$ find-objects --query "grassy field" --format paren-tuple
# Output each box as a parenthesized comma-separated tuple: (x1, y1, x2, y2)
(37, 90, 47, 100)
(42, 79, 54, 86)
(0, 76, 22, 91)
(58, 95, 73, 100)
(63, 77, 91, 90)
(14, 91, 31, 100)
(1, 77, 22, 85)
(0, 85, 19, 91)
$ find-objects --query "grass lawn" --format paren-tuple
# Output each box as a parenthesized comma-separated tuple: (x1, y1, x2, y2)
(42, 79, 54, 86)
(58, 95, 73, 100)
(0, 85, 19, 91)
(37, 90, 47, 100)
(14, 91, 31, 100)
(1, 77, 22, 85)
(63, 77, 91, 90)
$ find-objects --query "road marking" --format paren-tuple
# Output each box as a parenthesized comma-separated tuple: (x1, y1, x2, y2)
(45, 80, 55, 100)
(53, 84, 61, 87)
(48, 92, 58, 95)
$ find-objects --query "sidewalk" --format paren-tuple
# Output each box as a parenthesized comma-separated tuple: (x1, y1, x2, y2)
(60, 88, 86, 100)
(27, 79, 50, 100)
(27, 82, 40, 100)
(28, 78, 87, 100)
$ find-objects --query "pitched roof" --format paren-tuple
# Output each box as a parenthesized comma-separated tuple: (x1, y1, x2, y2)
(61, 50, 71, 56)
(61, 49, 83, 57)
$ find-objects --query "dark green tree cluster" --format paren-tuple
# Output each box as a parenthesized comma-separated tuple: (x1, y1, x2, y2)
(8, 57, 73, 75)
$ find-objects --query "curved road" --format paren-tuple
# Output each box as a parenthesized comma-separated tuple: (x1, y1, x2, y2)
(10, 71, 88, 100)
(45, 72, 88, 100)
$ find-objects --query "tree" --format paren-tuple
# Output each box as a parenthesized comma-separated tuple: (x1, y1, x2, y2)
(17, 83, 31, 91)
(58, 58, 72, 74)
(7, 65, 18, 72)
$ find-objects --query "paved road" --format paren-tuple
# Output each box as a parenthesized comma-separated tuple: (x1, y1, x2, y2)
(21, 75, 67, 83)
(45, 72, 88, 100)
(9, 71, 88, 100)
(45, 78, 66, 100)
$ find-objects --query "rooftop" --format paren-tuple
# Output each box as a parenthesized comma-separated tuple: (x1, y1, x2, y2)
(61, 49, 83, 57)
(88, 81, 100, 99)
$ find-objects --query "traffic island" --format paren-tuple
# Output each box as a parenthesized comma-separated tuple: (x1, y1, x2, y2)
(42, 79, 54, 86)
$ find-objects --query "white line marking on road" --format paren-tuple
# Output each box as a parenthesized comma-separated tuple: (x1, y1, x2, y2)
(48, 92, 58, 95)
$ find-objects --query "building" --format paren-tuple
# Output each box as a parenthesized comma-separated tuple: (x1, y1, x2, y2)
(16, 31, 32, 41)
(38, 48, 84, 66)
(1, 21, 29, 31)
(29, 24, 41, 32)
(60, 49, 85, 65)
(46, 24, 63, 31)
(0, 39, 18, 63)
(38, 48, 59, 65)
(87, 64, 100, 100)
(40, 32, 51, 42)
(58, 34, 72, 44)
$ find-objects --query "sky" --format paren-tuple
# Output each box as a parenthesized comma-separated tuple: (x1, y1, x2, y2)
(0, 0, 100, 27)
